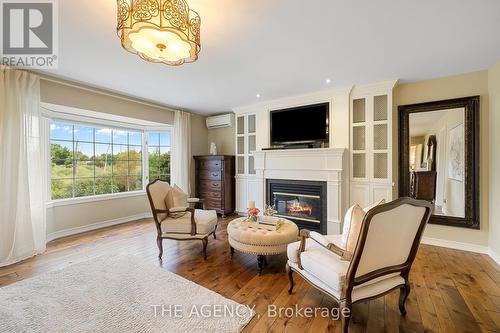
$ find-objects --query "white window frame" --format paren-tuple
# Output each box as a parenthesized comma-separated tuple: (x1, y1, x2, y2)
(42, 103, 172, 207)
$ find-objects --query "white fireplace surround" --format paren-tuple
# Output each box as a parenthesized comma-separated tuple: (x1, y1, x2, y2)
(252, 148, 347, 234)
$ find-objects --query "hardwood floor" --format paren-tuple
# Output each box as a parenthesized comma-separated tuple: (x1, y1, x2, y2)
(1, 216, 499, 333)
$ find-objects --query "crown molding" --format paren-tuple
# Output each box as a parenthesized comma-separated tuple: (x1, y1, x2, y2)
(233, 86, 353, 114)
(350, 79, 399, 97)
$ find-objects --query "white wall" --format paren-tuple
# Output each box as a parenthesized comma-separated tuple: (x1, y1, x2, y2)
(207, 123, 236, 155)
(488, 60, 500, 257)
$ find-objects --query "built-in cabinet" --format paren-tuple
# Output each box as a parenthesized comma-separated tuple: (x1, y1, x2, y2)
(232, 81, 396, 219)
(235, 113, 258, 213)
(349, 81, 396, 207)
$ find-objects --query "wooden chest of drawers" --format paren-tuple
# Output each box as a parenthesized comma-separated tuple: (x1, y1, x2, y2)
(410, 171, 437, 201)
(194, 155, 235, 216)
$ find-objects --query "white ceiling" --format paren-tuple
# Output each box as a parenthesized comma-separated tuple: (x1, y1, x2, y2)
(39, 0, 500, 115)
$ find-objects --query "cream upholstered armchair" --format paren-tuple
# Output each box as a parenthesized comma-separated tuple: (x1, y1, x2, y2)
(146, 179, 218, 260)
(286, 198, 432, 333)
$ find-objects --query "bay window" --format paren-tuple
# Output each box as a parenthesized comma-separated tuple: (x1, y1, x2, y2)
(49, 119, 171, 201)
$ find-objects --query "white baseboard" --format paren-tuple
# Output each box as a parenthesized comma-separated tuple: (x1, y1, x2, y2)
(46, 212, 152, 242)
(421, 237, 500, 265)
(421, 236, 490, 254)
(488, 249, 500, 265)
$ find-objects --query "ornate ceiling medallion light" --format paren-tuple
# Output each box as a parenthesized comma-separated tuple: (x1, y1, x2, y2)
(117, 0, 201, 66)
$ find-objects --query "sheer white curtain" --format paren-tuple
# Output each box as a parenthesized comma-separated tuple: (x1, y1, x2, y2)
(171, 110, 191, 193)
(0, 66, 46, 267)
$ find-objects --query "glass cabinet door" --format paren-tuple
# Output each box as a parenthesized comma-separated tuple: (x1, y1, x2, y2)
(372, 94, 389, 180)
(237, 116, 245, 135)
(352, 98, 367, 179)
(236, 113, 256, 176)
(237, 136, 245, 155)
(248, 114, 256, 134)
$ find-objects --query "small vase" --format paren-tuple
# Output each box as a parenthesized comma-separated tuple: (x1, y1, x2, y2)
(248, 215, 258, 223)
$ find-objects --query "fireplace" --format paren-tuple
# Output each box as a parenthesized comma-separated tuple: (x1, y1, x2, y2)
(266, 179, 327, 234)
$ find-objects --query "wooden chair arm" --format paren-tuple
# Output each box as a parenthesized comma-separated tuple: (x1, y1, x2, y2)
(187, 207, 196, 236)
(327, 243, 353, 261)
(155, 207, 196, 236)
(157, 207, 189, 215)
(188, 198, 206, 210)
(199, 198, 206, 210)
(297, 229, 308, 269)
(297, 229, 352, 270)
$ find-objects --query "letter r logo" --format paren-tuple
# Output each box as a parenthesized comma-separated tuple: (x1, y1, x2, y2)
(2, 1, 54, 54)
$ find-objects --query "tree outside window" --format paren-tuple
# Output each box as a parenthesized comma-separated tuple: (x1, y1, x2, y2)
(148, 132, 171, 184)
(50, 121, 143, 199)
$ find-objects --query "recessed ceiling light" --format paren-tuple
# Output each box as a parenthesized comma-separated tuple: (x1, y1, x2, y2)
(256, 93, 261, 98)
(326, 78, 332, 84)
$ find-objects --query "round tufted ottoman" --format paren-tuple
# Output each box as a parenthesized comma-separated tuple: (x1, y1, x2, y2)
(227, 217, 299, 275)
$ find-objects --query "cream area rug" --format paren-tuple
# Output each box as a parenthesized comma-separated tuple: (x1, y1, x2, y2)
(0, 254, 255, 332)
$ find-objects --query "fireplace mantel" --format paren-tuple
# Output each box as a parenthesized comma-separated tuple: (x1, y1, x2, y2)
(252, 148, 347, 234)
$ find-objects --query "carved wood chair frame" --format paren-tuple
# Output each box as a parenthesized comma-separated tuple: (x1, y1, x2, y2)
(286, 197, 433, 333)
(146, 179, 217, 260)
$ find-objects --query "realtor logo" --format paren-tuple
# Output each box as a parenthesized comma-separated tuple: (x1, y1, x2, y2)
(1, 0, 58, 68)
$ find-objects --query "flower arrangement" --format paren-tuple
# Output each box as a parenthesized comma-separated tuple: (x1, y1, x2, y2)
(247, 207, 260, 222)
(264, 204, 277, 216)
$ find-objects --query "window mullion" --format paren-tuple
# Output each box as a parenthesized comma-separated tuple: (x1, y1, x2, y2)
(157, 134, 161, 181)
(72, 125, 76, 198)
(93, 128, 96, 196)
(143, 131, 148, 187)
(127, 132, 130, 192)
(111, 130, 114, 194)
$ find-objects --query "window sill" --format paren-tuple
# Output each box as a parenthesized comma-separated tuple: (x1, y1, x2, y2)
(46, 190, 147, 208)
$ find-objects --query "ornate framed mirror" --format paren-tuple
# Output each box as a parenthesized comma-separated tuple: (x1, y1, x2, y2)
(398, 96, 480, 229)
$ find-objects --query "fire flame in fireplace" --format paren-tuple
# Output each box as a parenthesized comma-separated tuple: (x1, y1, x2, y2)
(287, 200, 312, 216)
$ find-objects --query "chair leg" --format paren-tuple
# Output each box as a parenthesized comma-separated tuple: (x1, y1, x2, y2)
(286, 264, 294, 294)
(156, 236, 163, 259)
(340, 300, 352, 333)
(230, 246, 235, 259)
(399, 282, 410, 316)
(202, 237, 208, 260)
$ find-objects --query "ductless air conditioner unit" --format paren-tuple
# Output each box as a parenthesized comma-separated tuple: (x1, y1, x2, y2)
(206, 113, 234, 129)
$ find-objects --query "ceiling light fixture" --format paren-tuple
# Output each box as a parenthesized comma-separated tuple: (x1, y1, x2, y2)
(326, 78, 331, 84)
(256, 94, 261, 98)
(117, 0, 201, 66)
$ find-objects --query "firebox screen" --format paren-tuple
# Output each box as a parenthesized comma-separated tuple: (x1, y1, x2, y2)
(273, 192, 321, 223)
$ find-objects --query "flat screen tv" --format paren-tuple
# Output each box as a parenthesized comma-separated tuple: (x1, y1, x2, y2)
(270, 103, 329, 146)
